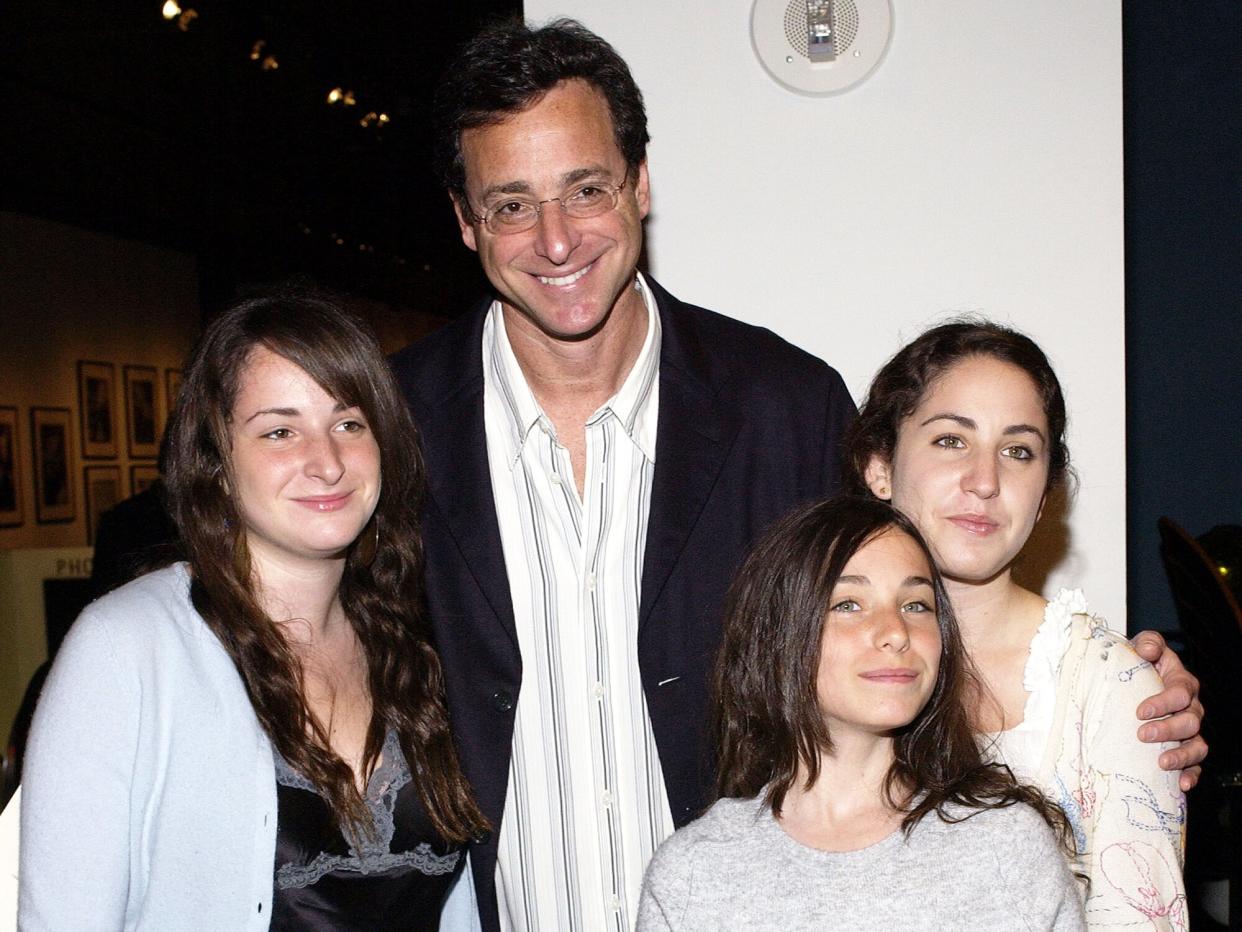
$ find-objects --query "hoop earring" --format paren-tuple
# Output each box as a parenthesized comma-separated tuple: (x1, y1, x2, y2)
(354, 515, 379, 567)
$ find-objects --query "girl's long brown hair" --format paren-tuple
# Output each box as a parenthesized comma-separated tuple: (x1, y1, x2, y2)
(164, 288, 485, 841)
(713, 497, 1073, 852)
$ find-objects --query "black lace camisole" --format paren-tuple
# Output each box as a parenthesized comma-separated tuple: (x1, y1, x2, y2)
(271, 729, 463, 930)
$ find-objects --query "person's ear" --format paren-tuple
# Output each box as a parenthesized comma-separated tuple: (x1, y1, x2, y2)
(864, 455, 894, 500)
(451, 194, 479, 252)
(633, 160, 651, 220)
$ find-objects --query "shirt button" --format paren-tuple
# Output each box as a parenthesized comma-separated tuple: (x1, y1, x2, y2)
(550, 472, 563, 485)
(491, 690, 515, 713)
(601, 790, 614, 806)
(609, 895, 621, 911)
(592, 682, 604, 699)
(585, 572, 597, 591)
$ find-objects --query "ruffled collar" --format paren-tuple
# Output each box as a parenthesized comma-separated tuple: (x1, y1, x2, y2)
(980, 589, 1088, 778)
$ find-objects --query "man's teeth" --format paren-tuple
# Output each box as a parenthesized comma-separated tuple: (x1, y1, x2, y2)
(538, 264, 591, 286)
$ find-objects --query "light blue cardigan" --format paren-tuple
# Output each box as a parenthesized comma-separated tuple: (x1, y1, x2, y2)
(19, 564, 277, 930)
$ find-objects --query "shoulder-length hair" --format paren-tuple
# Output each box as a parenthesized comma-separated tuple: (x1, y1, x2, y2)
(164, 287, 485, 840)
(713, 497, 1071, 842)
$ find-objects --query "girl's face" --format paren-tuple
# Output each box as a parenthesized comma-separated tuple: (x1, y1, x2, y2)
(228, 347, 381, 573)
(866, 355, 1051, 586)
(816, 528, 942, 739)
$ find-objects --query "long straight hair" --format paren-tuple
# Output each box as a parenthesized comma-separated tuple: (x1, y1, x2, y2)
(164, 288, 485, 840)
(713, 497, 1072, 845)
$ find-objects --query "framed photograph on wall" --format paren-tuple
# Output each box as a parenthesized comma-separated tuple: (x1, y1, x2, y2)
(0, 405, 23, 527)
(124, 365, 160, 459)
(77, 360, 119, 459)
(164, 368, 184, 424)
(84, 464, 122, 545)
(31, 406, 76, 524)
(130, 463, 161, 495)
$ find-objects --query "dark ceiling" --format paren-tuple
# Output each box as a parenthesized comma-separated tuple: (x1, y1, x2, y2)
(0, 0, 519, 313)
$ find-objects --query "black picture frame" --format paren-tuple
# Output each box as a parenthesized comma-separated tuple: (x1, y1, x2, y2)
(124, 365, 160, 459)
(84, 464, 122, 546)
(77, 360, 119, 459)
(164, 368, 184, 427)
(31, 406, 76, 524)
(0, 405, 23, 527)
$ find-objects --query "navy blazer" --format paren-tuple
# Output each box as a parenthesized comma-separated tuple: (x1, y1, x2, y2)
(390, 277, 855, 929)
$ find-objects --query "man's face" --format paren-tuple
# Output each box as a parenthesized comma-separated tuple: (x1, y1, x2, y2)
(453, 79, 650, 343)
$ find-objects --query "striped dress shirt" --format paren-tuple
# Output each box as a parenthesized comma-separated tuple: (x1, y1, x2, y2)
(482, 275, 673, 932)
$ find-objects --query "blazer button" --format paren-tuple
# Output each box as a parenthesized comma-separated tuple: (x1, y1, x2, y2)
(472, 828, 493, 845)
(491, 690, 514, 713)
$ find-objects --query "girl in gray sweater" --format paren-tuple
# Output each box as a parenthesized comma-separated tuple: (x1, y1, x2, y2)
(638, 498, 1084, 931)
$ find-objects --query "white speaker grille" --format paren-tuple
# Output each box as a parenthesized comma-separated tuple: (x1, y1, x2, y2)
(751, 0, 893, 96)
(783, 0, 860, 59)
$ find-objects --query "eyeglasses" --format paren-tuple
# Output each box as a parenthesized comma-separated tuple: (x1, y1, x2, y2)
(467, 169, 630, 236)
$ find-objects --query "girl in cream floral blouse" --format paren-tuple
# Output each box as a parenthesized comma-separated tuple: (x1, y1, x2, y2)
(849, 320, 1187, 929)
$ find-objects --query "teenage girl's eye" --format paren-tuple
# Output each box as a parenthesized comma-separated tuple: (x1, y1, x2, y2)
(933, 435, 965, 449)
(261, 427, 293, 441)
(830, 598, 861, 613)
(1002, 444, 1035, 461)
(902, 600, 934, 614)
(336, 419, 368, 433)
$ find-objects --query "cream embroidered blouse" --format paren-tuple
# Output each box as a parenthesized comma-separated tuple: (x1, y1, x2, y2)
(985, 590, 1187, 930)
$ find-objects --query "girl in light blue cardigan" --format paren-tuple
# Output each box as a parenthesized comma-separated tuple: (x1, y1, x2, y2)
(20, 291, 485, 930)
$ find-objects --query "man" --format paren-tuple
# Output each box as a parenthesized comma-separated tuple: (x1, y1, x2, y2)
(390, 19, 1204, 931)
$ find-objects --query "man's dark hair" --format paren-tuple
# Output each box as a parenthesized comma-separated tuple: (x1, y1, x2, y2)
(433, 17, 650, 202)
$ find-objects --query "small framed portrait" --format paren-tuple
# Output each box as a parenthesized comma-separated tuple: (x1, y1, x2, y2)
(77, 360, 119, 459)
(130, 463, 161, 495)
(0, 406, 23, 527)
(164, 368, 184, 424)
(124, 365, 160, 459)
(31, 406, 76, 524)
(84, 464, 123, 546)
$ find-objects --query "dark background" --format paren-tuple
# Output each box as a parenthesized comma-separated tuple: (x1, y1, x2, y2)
(0, 0, 518, 316)
(1, 1, 1238, 632)
(1123, 1, 1241, 635)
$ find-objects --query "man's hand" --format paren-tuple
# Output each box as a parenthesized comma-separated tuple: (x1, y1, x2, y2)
(1132, 629, 1207, 791)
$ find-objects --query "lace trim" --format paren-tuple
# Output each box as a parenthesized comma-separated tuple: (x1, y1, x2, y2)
(273, 728, 456, 889)
(276, 843, 460, 890)
(1016, 588, 1086, 735)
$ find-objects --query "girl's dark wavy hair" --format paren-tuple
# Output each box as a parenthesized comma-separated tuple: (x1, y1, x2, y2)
(163, 287, 486, 841)
(843, 318, 1072, 497)
(712, 497, 1074, 849)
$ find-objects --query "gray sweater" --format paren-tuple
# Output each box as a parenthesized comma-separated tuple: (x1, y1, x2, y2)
(638, 794, 1085, 931)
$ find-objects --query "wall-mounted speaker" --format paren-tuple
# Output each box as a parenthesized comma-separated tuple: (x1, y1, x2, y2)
(750, 0, 893, 96)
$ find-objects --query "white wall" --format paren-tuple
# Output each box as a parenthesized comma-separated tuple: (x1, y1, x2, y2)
(527, 0, 1127, 624)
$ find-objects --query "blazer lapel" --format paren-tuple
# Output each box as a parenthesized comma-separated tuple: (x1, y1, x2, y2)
(415, 319, 519, 651)
(639, 281, 742, 633)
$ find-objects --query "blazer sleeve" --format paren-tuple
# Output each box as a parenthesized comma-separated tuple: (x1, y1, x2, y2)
(19, 606, 141, 930)
(820, 365, 858, 496)
(1073, 631, 1188, 930)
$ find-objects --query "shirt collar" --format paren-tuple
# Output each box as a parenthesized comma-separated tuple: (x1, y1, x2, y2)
(607, 272, 661, 461)
(483, 272, 662, 469)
